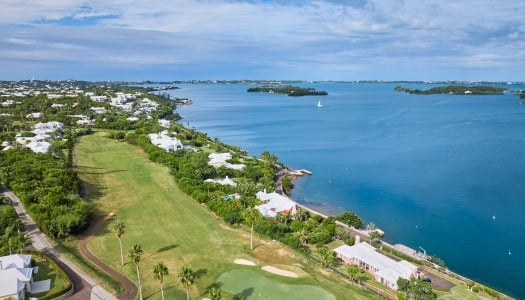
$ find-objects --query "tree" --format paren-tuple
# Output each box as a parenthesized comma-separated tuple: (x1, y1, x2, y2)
(397, 277, 410, 298)
(179, 265, 194, 300)
(112, 219, 126, 266)
(316, 246, 335, 268)
(242, 207, 260, 251)
(347, 265, 367, 285)
(153, 262, 169, 300)
(335, 211, 364, 228)
(128, 244, 144, 300)
(209, 287, 222, 300)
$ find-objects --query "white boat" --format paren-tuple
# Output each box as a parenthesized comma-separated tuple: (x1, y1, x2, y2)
(317, 99, 323, 107)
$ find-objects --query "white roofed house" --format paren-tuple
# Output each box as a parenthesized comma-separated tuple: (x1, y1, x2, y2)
(208, 153, 245, 170)
(204, 176, 237, 186)
(0, 254, 34, 300)
(334, 242, 418, 290)
(148, 130, 183, 152)
(255, 190, 297, 217)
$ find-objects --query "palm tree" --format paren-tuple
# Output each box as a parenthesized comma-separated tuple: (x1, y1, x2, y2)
(153, 262, 169, 300)
(209, 287, 222, 300)
(128, 244, 144, 300)
(112, 219, 126, 266)
(242, 207, 260, 251)
(179, 265, 194, 300)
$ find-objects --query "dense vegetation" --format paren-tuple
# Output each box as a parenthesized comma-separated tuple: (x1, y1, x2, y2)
(0, 199, 27, 254)
(0, 147, 90, 239)
(394, 85, 506, 95)
(247, 85, 328, 96)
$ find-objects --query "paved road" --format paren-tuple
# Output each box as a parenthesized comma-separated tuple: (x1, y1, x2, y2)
(1, 184, 117, 300)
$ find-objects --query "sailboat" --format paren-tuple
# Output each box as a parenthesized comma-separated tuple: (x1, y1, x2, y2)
(317, 99, 323, 107)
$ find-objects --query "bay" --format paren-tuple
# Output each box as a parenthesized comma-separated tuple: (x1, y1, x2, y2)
(167, 82, 525, 299)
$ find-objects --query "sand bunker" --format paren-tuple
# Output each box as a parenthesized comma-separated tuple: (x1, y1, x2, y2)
(234, 258, 256, 266)
(261, 266, 298, 278)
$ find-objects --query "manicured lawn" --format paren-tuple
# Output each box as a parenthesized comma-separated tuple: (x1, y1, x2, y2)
(218, 269, 335, 300)
(31, 256, 68, 298)
(75, 132, 381, 299)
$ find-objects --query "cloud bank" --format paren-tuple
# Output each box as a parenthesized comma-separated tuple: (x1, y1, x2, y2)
(0, 0, 523, 80)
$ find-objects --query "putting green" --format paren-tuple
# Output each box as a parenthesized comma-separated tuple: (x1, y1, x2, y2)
(218, 269, 336, 300)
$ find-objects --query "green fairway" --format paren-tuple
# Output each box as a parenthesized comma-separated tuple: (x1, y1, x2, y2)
(75, 132, 382, 299)
(218, 269, 335, 300)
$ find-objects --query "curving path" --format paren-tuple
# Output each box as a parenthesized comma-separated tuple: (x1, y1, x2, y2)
(78, 214, 137, 300)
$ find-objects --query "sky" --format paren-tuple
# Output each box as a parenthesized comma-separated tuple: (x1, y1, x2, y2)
(0, 0, 524, 81)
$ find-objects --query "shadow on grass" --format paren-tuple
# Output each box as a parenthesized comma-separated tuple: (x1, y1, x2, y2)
(156, 244, 178, 253)
(206, 281, 223, 290)
(234, 287, 254, 300)
(193, 268, 208, 279)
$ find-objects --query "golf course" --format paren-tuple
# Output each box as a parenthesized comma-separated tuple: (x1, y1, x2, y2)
(75, 131, 380, 299)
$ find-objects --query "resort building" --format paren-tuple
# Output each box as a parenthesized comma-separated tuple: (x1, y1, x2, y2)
(255, 190, 297, 217)
(334, 242, 418, 290)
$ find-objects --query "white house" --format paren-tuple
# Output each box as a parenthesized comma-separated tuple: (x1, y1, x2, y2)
(334, 242, 418, 290)
(204, 176, 237, 186)
(90, 95, 108, 102)
(0, 254, 34, 300)
(32, 121, 64, 134)
(208, 153, 245, 170)
(25, 112, 42, 119)
(158, 119, 171, 128)
(148, 130, 183, 152)
(255, 190, 297, 217)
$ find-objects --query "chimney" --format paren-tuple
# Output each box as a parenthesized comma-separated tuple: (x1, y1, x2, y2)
(355, 235, 361, 244)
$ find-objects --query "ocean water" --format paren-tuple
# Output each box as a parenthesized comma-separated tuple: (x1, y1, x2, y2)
(167, 83, 525, 299)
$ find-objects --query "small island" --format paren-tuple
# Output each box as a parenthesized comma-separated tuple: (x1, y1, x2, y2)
(394, 85, 506, 95)
(247, 85, 328, 96)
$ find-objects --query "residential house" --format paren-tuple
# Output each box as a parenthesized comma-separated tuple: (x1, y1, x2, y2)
(255, 190, 297, 217)
(0, 254, 34, 300)
(334, 242, 418, 290)
(148, 130, 183, 152)
(204, 176, 237, 186)
(208, 153, 245, 170)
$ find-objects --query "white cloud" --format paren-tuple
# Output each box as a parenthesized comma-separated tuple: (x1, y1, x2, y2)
(0, 0, 523, 80)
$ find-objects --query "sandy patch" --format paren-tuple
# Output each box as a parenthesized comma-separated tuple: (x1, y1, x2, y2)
(261, 266, 298, 278)
(234, 258, 256, 266)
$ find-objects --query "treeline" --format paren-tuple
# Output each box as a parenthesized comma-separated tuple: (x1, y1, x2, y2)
(0, 199, 26, 254)
(247, 85, 328, 96)
(129, 125, 363, 253)
(394, 85, 506, 95)
(0, 147, 90, 239)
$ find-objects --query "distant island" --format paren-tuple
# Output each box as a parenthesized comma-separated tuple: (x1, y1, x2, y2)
(247, 85, 328, 96)
(395, 85, 506, 95)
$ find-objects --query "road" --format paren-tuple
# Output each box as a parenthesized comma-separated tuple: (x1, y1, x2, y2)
(1, 184, 118, 300)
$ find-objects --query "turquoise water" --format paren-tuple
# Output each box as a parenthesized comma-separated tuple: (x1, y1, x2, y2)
(167, 83, 525, 299)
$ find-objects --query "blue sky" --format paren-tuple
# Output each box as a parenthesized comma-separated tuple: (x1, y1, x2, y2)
(0, 0, 523, 81)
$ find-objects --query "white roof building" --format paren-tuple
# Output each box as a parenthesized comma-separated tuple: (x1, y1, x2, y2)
(204, 176, 237, 186)
(334, 242, 418, 290)
(0, 254, 34, 300)
(148, 130, 183, 152)
(0, 254, 31, 269)
(255, 190, 297, 217)
(32, 121, 64, 134)
(208, 153, 245, 170)
(158, 119, 171, 128)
